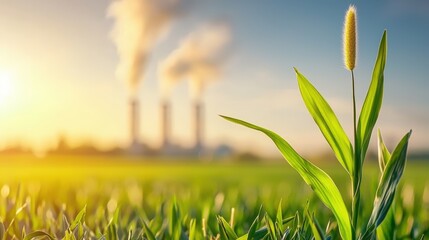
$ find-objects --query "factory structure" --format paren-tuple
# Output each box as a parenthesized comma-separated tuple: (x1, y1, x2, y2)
(126, 95, 208, 157)
(108, 0, 231, 157)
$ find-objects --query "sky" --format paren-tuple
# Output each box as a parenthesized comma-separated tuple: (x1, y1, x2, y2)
(0, 0, 428, 157)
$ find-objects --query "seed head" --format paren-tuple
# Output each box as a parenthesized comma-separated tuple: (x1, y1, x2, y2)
(343, 5, 357, 71)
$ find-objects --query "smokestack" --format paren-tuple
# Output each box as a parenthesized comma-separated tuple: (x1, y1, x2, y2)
(109, 0, 188, 154)
(161, 100, 171, 148)
(129, 98, 139, 148)
(159, 21, 232, 156)
(193, 101, 203, 153)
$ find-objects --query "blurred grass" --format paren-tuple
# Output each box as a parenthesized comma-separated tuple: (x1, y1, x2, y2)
(0, 154, 426, 185)
(0, 155, 427, 239)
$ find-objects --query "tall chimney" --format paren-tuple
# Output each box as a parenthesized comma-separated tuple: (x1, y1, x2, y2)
(161, 100, 171, 148)
(129, 98, 139, 148)
(193, 101, 203, 154)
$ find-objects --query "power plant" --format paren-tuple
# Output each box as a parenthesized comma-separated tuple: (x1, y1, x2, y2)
(129, 98, 143, 154)
(109, 0, 186, 155)
(159, 99, 206, 156)
(161, 100, 171, 149)
(110, 1, 230, 156)
(193, 101, 204, 154)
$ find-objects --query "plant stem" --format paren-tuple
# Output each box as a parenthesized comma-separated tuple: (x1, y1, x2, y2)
(351, 70, 360, 239)
(351, 71, 357, 162)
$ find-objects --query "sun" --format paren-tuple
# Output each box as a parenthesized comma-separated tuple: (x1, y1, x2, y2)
(0, 71, 14, 106)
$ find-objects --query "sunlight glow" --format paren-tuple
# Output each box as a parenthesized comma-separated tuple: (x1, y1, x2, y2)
(0, 71, 14, 106)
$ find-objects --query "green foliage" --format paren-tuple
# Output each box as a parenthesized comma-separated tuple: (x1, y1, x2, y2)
(221, 115, 352, 240)
(222, 28, 413, 239)
(218, 216, 238, 239)
(295, 68, 353, 176)
(361, 131, 412, 239)
(23, 231, 54, 240)
(306, 211, 325, 240)
(0, 162, 427, 239)
(376, 204, 395, 240)
(356, 31, 387, 166)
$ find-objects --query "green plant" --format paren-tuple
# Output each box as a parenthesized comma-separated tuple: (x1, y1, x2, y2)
(222, 6, 411, 240)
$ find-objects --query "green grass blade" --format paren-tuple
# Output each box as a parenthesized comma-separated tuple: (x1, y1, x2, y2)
(221, 115, 352, 240)
(246, 218, 258, 240)
(247, 205, 262, 240)
(295, 68, 353, 175)
(23, 231, 54, 240)
(377, 129, 391, 173)
(306, 210, 325, 240)
(218, 216, 238, 240)
(264, 213, 277, 239)
(189, 218, 197, 240)
(276, 200, 284, 233)
(251, 216, 295, 239)
(142, 220, 156, 240)
(362, 130, 411, 239)
(70, 205, 86, 231)
(169, 197, 181, 239)
(357, 31, 387, 164)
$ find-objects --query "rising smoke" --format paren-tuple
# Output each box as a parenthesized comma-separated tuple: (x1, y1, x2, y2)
(108, 0, 186, 97)
(159, 21, 232, 100)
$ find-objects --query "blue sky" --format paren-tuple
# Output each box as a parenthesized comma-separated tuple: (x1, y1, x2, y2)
(0, 1, 428, 156)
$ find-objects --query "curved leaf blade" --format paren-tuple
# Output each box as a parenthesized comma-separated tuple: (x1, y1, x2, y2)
(23, 231, 54, 240)
(357, 31, 387, 164)
(376, 129, 395, 240)
(221, 115, 352, 240)
(362, 130, 411, 239)
(295, 68, 353, 175)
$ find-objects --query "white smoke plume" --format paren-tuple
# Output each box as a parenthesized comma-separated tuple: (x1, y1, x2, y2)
(108, 0, 186, 97)
(159, 21, 232, 100)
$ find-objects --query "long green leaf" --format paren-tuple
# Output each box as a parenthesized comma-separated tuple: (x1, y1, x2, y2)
(357, 31, 387, 165)
(376, 204, 396, 240)
(221, 115, 351, 240)
(361, 130, 411, 239)
(376, 131, 396, 240)
(295, 68, 353, 175)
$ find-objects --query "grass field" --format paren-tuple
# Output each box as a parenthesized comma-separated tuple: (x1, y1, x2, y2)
(0, 155, 428, 239)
